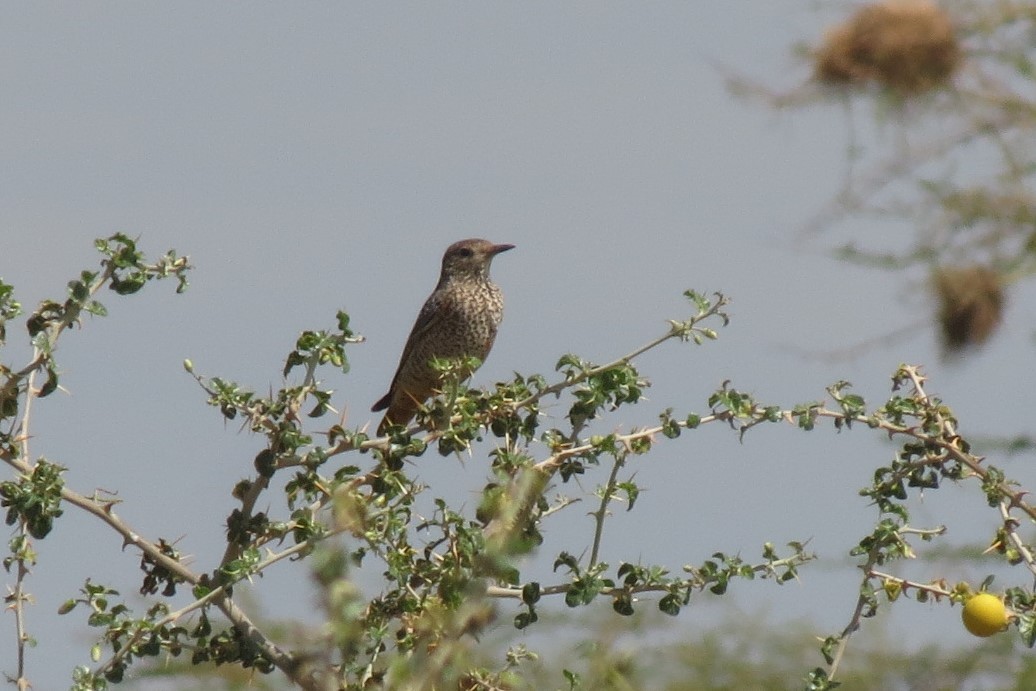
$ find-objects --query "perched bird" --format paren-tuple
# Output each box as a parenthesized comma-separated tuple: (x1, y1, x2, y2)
(372, 238, 514, 435)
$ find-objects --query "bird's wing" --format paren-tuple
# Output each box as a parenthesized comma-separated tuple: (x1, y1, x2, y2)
(373, 292, 455, 408)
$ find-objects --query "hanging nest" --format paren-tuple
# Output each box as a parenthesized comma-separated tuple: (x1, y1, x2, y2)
(932, 265, 1005, 353)
(815, 1, 961, 94)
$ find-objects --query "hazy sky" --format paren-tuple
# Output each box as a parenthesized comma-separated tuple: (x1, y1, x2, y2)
(3, 3, 1035, 688)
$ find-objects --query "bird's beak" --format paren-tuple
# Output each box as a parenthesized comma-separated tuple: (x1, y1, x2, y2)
(491, 243, 515, 255)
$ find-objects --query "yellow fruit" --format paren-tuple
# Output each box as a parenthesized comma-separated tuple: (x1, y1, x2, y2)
(962, 593, 1008, 637)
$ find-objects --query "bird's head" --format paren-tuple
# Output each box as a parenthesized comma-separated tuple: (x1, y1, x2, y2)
(440, 238, 515, 281)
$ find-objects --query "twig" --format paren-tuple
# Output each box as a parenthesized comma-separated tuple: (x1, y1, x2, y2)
(533, 413, 726, 474)
(867, 570, 953, 599)
(0, 254, 314, 686)
(0, 451, 309, 687)
(514, 295, 730, 412)
(539, 495, 581, 519)
(484, 551, 814, 600)
(827, 548, 880, 682)
(588, 453, 626, 569)
(9, 365, 39, 691)
(9, 521, 31, 691)
(90, 533, 329, 680)
(997, 501, 1036, 582)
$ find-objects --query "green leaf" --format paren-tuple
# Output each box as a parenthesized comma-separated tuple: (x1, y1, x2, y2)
(658, 593, 681, 616)
(553, 552, 579, 574)
(555, 353, 585, 373)
(38, 366, 59, 398)
(336, 310, 352, 334)
(1018, 613, 1036, 648)
(612, 593, 635, 616)
(806, 667, 841, 690)
(617, 481, 640, 511)
(514, 611, 537, 630)
(84, 300, 107, 317)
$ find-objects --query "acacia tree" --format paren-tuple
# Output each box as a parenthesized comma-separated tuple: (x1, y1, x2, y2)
(7, 3, 1036, 689)
(1, 235, 1034, 691)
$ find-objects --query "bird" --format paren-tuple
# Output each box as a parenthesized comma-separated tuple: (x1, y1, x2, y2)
(372, 238, 514, 435)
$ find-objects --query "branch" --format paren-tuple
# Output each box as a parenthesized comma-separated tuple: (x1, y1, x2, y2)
(484, 550, 814, 600)
(89, 533, 329, 682)
(826, 548, 881, 682)
(588, 452, 626, 569)
(515, 293, 730, 412)
(997, 500, 1036, 580)
(2, 262, 120, 689)
(0, 452, 310, 687)
(7, 521, 32, 691)
(867, 570, 953, 599)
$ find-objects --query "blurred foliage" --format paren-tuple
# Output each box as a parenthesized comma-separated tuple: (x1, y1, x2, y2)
(120, 603, 1036, 691)
(732, 0, 1036, 354)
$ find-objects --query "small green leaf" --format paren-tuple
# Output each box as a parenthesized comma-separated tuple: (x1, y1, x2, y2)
(38, 367, 59, 398)
(612, 593, 635, 616)
(658, 593, 681, 616)
(522, 582, 541, 605)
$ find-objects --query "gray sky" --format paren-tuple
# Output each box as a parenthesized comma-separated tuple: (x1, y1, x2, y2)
(3, 3, 1035, 687)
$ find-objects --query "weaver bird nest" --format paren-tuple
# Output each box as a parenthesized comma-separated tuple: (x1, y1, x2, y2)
(933, 265, 1004, 353)
(815, 1, 961, 94)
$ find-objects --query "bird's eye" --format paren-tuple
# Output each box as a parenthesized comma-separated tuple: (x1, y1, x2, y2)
(457, 247, 474, 258)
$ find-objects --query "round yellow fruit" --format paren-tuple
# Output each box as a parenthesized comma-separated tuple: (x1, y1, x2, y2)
(962, 592, 1008, 637)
